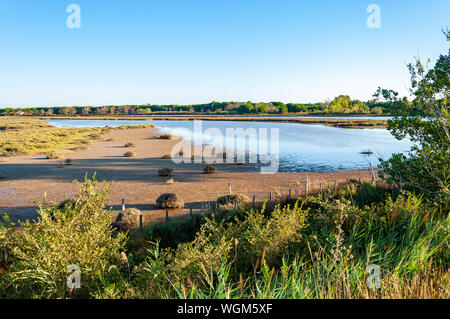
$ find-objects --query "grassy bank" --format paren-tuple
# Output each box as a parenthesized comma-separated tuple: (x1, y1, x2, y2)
(0, 177, 447, 298)
(0, 119, 153, 157)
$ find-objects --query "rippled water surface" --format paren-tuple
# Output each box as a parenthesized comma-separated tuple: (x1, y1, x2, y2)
(47, 119, 412, 172)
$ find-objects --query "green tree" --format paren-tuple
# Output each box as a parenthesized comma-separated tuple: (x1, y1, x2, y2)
(237, 103, 255, 114)
(376, 32, 449, 201)
(257, 103, 269, 113)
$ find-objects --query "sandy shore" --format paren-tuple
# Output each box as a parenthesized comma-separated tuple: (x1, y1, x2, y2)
(0, 127, 375, 225)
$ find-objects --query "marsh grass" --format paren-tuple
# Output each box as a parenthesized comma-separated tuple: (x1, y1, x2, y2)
(0, 120, 153, 157)
(0, 120, 108, 157)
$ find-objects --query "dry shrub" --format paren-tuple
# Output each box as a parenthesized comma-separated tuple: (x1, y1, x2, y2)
(65, 159, 72, 165)
(46, 152, 60, 159)
(166, 178, 175, 184)
(114, 208, 142, 231)
(161, 154, 172, 160)
(124, 151, 136, 158)
(75, 145, 88, 151)
(203, 165, 217, 174)
(158, 134, 178, 140)
(217, 194, 250, 207)
(124, 142, 136, 148)
(158, 168, 173, 177)
(156, 193, 184, 209)
(3, 147, 27, 157)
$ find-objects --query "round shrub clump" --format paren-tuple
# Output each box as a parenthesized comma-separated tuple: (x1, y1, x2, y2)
(158, 134, 179, 140)
(124, 151, 136, 158)
(161, 154, 172, 160)
(217, 194, 250, 206)
(158, 168, 173, 177)
(124, 142, 136, 148)
(46, 152, 60, 159)
(114, 208, 142, 231)
(203, 165, 217, 174)
(156, 193, 184, 209)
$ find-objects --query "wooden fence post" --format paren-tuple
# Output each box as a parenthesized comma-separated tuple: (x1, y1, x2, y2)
(234, 199, 237, 214)
(319, 182, 322, 194)
(121, 198, 125, 211)
(334, 180, 337, 192)
(139, 214, 143, 232)
(228, 183, 232, 195)
(252, 194, 256, 209)
(288, 189, 292, 200)
(269, 192, 272, 202)
(305, 174, 309, 196)
(165, 209, 169, 222)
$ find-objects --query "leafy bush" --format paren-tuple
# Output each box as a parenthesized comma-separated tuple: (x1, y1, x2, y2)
(166, 220, 233, 279)
(0, 176, 127, 298)
(221, 202, 308, 271)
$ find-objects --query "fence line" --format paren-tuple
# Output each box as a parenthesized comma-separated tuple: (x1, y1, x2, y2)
(128, 169, 382, 223)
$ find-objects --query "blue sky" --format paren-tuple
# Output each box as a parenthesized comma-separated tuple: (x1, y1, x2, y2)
(0, 0, 448, 107)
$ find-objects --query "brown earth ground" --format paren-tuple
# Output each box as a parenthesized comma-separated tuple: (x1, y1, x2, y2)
(0, 127, 376, 225)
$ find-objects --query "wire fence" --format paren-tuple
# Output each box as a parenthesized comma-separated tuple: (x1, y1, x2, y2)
(126, 169, 382, 228)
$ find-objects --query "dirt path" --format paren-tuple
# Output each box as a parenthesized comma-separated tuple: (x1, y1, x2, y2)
(0, 127, 375, 225)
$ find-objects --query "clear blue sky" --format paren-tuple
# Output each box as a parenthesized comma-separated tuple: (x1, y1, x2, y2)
(0, 0, 448, 107)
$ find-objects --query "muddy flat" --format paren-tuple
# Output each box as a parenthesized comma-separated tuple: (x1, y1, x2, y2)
(0, 127, 375, 225)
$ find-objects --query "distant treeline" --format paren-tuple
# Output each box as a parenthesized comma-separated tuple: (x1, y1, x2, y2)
(0, 95, 393, 116)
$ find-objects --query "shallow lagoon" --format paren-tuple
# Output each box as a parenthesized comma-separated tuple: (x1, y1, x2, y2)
(47, 119, 412, 172)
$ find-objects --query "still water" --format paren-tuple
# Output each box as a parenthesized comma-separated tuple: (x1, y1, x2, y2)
(47, 119, 412, 172)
